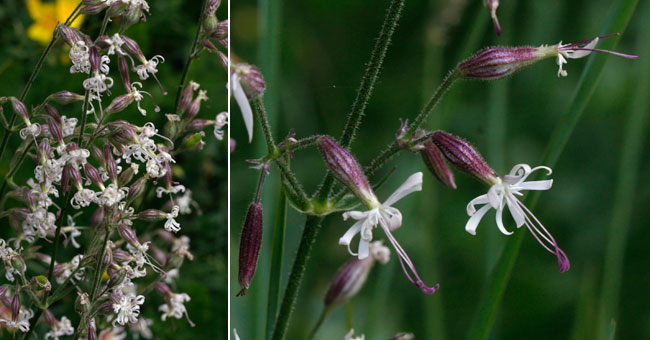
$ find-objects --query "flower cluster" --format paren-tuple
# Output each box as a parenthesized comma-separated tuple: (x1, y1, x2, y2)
(0, 1, 227, 338)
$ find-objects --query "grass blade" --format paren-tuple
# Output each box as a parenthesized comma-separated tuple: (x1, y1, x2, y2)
(266, 185, 288, 339)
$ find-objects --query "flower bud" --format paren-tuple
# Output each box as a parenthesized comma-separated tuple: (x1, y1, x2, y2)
(457, 46, 546, 81)
(431, 131, 498, 185)
(205, 0, 220, 15)
(118, 166, 135, 187)
(212, 20, 228, 41)
(154, 282, 172, 298)
(32, 275, 52, 291)
(75, 292, 91, 314)
(121, 5, 143, 30)
(178, 81, 199, 114)
(108, 266, 127, 288)
(186, 90, 208, 120)
(118, 55, 131, 91)
(83, 164, 102, 188)
(97, 300, 114, 315)
(118, 224, 139, 247)
(11, 293, 20, 322)
(181, 132, 205, 151)
(233, 63, 266, 99)
(137, 209, 167, 221)
(237, 203, 263, 296)
(324, 241, 389, 307)
(186, 119, 213, 131)
(48, 91, 85, 105)
(420, 140, 456, 189)
(106, 1, 128, 17)
(318, 136, 379, 207)
(217, 51, 228, 70)
(80, 3, 107, 15)
(48, 117, 64, 144)
(202, 39, 218, 52)
(120, 35, 145, 62)
(105, 94, 134, 114)
(112, 249, 132, 263)
(89, 46, 101, 73)
(127, 176, 147, 200)
(92, 207, 104, 229)
(44, 309, 57, 327)
(104, 143, 118, 183)
(57, 24, 85, 46)
(10, 97, 29, 121)
(203, 15, 219, 36)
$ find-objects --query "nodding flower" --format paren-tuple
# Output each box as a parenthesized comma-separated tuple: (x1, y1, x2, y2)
(483, 0, 501, 36)
(457, 33, 637, 80)
(318, 136, 439, 294)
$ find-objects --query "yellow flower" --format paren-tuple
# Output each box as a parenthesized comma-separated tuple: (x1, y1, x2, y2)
(27, 0, 85, 45)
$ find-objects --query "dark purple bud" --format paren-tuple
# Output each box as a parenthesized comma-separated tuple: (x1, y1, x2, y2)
(11, 293, 20, 322)
(44, 105, 61, 123)
(67, 164, 83, 189)
(325, 256, 374, 307)
(217, 51, 228, 70)
(106, 1, 128, 17)
(234, 63, 266, 99)
(111, 249, 132, 263)
(154, 282, 172, 298)
(107, 266, 126, 288)
(484, 0, 501, 36)
(186, 91, 208, 120)
(94, 35, 111, 49)
(84, 163, 103, 187)
(118, 55, 131, 91)
(88, 324, 97, 340)
(56, 24, 85, 46)
(118, 166, 135, 187)
(137, 209, 167, 221)
(101, 246, 113, 267)
(61, 164, 71, 194)
(120, 35, 145, 62)
(48, 91, 85, 105)
(178, 82, 198, 115)
(202, 39, 218, 52)
(212, 20, 228, 40)
(230, 138, 236, 152)
(10, 97, 29, 121)
(318, 136, 379, 207)
(105, 94, 134, 114)
(104, 143, 118, 183)
(127, 176, 147, 200)
(457, 46, 544, 81)
(107, 121, 139, 146)
(97, 301, 114, 315)
(89, 47, 101, 73)
(237, 203, 263, 297)
(48, 118, 64, 144)
(186, 119, 213, 131)
(80, 3, 108, 15)
(92, 207, 104, 229)
(431, 131, 499, 185)
(205, 0, 220, 15)
(421, 140, 456, 189)
(121, 5, 143, 29)
(118, 224, 139, 247)
(44, 309, 57, 327)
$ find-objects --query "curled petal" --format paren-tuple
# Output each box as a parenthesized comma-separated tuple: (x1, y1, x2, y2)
(465, 204, 491, 235)
(383, 172, 423, 207)
(466, 194, 489, 215)
(232, 74, 254, 143)
(342, 210, 368, 221)
(518, 179, 553, 191)
(495, 203, 513, 235)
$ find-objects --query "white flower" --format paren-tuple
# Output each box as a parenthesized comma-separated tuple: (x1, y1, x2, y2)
(340, 172, 438, 294)
(19, 123, 41, 140)
(158, 292, 193, 326)
(106, 33, 126, 56)
(465, 163, 570, 272)
(214, 111, 229, 140)
(164, 205, 181, 233)
(345, 329, 365, 340)
(155, 184, 185, 198)
(62, 215, 82, 248)
(96, 184, 128, 207)
(129, 318, 153, 339)
(23, 207, 57, 239)
(231, 73, 253, 142)
(44, 316, 74, 340)
(0, 239, 25, 281)
(135, 55, 164, 80)
(0, 308, 33, 333)
(129, 82, 157, 116)
(72, 188, 96, 209)
(60, 116, 78, 137)
(176, 190, 194, 214)
(69, 40, 90, 74)
(113, 293, 145, 326)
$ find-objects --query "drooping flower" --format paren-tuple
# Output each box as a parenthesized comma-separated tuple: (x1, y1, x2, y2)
(318, 136, 438, 294)
(112, 292, 145, 326)
(465, 163, 569, 272)
(164, 206, 181, 233)
(483, 0, 501, 36)
(230, 61, 265, 143)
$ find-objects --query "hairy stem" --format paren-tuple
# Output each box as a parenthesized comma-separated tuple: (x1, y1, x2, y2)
(173, 0, 209, 114)
(315, 0, 405, 202)
(271, 215, 324, 340)
(253, 97, 277, 153)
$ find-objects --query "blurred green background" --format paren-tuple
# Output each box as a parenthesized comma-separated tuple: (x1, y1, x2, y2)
(231, 0, 650, 339)
(0, 0, 227, 339)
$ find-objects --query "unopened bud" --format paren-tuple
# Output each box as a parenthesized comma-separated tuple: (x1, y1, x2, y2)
(75, 292, 91, 314)
(457, 46, 545, 81)
(205, 0, 220, 15)
(11, 293, 20, 322)
(431, 131, 498, 185)
(48, 117, 64, 144)
(80, 3, 107, 15)
(203, 15, 219, 35)
(186, 119, 213, 131)
(105, 94, 134, 114)
(233, 63, 266, 98)
(178, 81, 199, 114)
(127, 176, 147, 200)
(111, 249, 132, 263)
(118, 224, 139, 247)
(186, 90, 208, 119)
(120, 35, 145, 62)
(202, 39, 218, 52)
(32, 275, 52, 291)
(97, 300, 114, 315)
(318, 136, 379, 208)
(48, 91, 85, 105)
(10, 97, 29, 121)
(121, 5, 143, 30)
(212, 20, 228, 41)
(65, 163, 83, 190)
(181, 132, 205, 151)
(325, 241, 390, 307)
(154, 282, 172, 298)
(104, 143, 118, 182)
(420, 140, 456, 189)
(137, 209, 167, 221)
(92, 207, 105, 229)
(57, 24, 85, 46)
(44, 104, 61, 123)
(106, 1, 128, 17)
(118, 55, 130, 91)
(84, 163, 103, 187)
(89, 47, 101, 73)
(44, 309, 57, 327)
(108, 266, 127, 288)
(118, 166, 135, 187)
(237, 203, 263, 296)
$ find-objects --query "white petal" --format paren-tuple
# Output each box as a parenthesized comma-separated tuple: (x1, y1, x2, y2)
(380, 206, 402, 231)
(495, 203, 513, 235)
(487, 186, 502, 209)
(505, 195, 526, 228)
(519, 179, 553, 191)
(465, 204, 491, 235)
(343, 210, 367, 221)
(466, 194, 489, 215)
(567, 38, 598, 59)
(232, 74, 254, 143)
(383, 172, 423, 207)
(339, 221, 363, 247)
(358, 239, 370, 260)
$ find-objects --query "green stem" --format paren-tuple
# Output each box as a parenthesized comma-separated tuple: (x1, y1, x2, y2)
(316, 0, 405, 202)
(0, 2, 82, 164)
(464, 1, 639, 339)
(404, 71, 457, 139)
(307, 308, 330, 340)
(253, 97, 277, 153)
(265, 185, 288, 340)
(174, 0, 209, 113)
(270, 215, 324, 340)
(0, 140, 34, 200)
(275, 159, 309, 208)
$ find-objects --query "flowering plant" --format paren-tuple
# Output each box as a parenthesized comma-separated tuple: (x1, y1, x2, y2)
(0, 0, 227, 338)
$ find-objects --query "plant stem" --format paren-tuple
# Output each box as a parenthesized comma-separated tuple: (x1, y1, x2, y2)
(276, 159, 309, 207)
(464, 1, 639, 339)
(173, 0, 209, 113)
(270, 215, 324, 340)
(315, 0, 405, 202)
(253, 97, 277, 153)
(307, 308, 330, 340)
(0, 2, 82, 164)
(404, 71, 457, 139)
